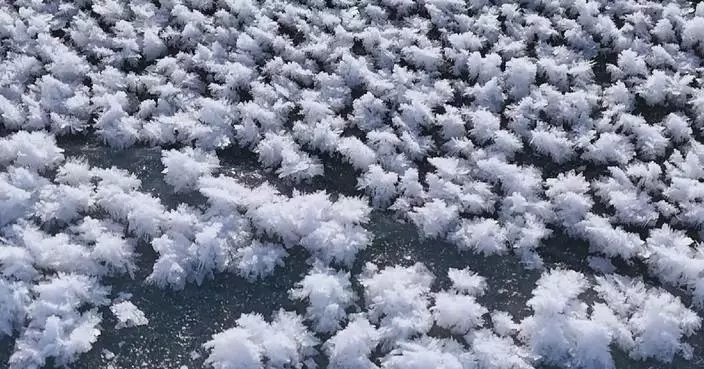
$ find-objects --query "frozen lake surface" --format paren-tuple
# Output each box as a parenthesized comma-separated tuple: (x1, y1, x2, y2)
(3, 1, 704, 368)
(0, 137, 696, 369)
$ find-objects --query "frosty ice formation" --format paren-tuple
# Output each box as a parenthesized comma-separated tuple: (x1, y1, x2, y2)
(2, 0, 704, 368)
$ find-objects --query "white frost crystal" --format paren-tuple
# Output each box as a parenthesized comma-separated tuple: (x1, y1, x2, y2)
(111, 301, 149, 329)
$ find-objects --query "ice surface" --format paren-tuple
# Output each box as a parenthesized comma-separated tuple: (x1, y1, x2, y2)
(2, 0, 704, 368)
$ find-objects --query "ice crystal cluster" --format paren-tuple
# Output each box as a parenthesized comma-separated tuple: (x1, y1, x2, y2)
(2, 0, 704, 368)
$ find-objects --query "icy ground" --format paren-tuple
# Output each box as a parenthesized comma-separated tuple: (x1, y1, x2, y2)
(4, 0, 704, 368)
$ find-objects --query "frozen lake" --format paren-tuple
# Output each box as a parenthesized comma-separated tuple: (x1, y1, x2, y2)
(1, 2, 703, 365)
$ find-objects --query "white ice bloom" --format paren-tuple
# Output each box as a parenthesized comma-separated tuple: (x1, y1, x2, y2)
(545, 171, 593, 230)
(290, 264, 356, 333)
(432, 291, 487, 334)
(195, 98, 236, 149)
(251, 191, 371, 266)
(450, 218, 507, 255)
(397, 168, 425, 200)
(161, 147, 220, 192)
(111, 301, 149, 329)
(204, 310, 319, 369)
(519, 269, 613, 369)
(500, 200, 554, 256)
(491, 129, 524, 158)
(447, 267, 487, 296)
(435, 106, 466, 139)
(142, 26, 167, 61)
(638, 70, 670, 106)
(408, 199, 459, 239)
(9, 274, 110, 369)
(199, 175, 280, 212)
(582, 133, 635, 165)
(652, 18, 676, 43)
(663, 113, 692, 142)
(0, 167, 48, 227)
(447, 31, 483, 51)
(328, 195, 374, 225)
(10, 312, 104, 369)
(92, 0, 127, 24)
(577, 214, 645, 260)
(530, 126, 574, 163)
(593, 170, 659, 227)
(278, 150, 324, 181)
(338, 136, 378, 170)
(0, 245, 37, 281)
(624, 162, 663, 192)
(537, 58, 569, 89)
(616, 49, 648, 77)
(352, 92, 389, 131)
(256, 132, 323, 181)
(71, 217, 136, 276)
(399, 130, 435, 161)
(441, 137, 474, 158)
(425, 174, 496, 215)
(427, 157, 469, 181)
(0, 95, 25, 129)
(644, 225, 704, 307)
(357, 164, 398, 208)
(235, 241, 288, 282)
(469, 109, 500, 144)
(93, 94, 140, 149)
(94, 166, 141, 192)
(34, 184, 94, 225)
(367, 131, 403, 162)
(471, 77, 505, 112)
(380, 337, 473, 369)
(402, 46, 443, 71)
(360, 263, 434, 346)
(293, 118, 343, 153)
(325, 315, 380, 369)
(148, 235, 196, 290)
(55, 158, 94, 186)
(16, 225, 99, 275)
(595, 274, 702, 362)
(683, 17, 704, 52)
(505, 58, 537, 99)
(0, 280, 29, 337)
(603, 82, 633, 109)
(118, 190, 166, 239)
(629, 122, 669, 160)
(204, 326, 262, 369)
(467, 52, 502, 84)
(490, 311, 518, 337)
(0, 131, 64, 171)
(146, 203, 247, 289)
(469, 329, 535, 369)
(524, 269, 588, 317)
(475, 157, 543, 197)
(157, 213, 252, 288)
